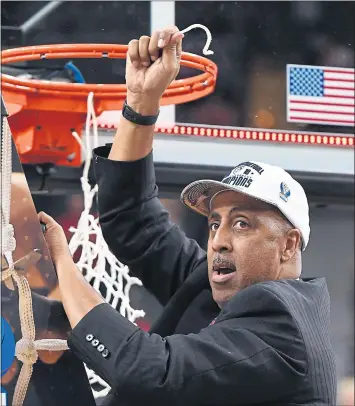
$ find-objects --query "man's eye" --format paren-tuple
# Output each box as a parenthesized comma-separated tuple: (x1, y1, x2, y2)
(209, 223, 219, 232)
(235, 220, 249, 229)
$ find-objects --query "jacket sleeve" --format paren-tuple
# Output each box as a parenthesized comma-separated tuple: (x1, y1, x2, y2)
(67, 282, 308, 405)
(93, 146, 206, 305)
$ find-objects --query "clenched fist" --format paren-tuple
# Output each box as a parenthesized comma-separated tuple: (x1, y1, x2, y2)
(126, 26, 184, 113)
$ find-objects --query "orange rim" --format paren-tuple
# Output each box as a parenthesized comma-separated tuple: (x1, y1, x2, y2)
(1, 43, 218, 111)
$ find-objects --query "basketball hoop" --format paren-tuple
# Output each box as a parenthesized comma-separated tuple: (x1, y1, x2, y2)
(1, 43, 218, 166)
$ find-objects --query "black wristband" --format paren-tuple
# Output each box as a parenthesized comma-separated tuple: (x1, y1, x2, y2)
(122, 99, 159, 126)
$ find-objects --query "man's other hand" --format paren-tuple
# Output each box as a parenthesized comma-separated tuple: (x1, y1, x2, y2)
(38, 211, 72, 267)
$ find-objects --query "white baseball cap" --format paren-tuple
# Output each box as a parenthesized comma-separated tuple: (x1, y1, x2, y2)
(180, 161, 310, 250)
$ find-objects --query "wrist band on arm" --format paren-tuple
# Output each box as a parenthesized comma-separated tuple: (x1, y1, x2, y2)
(122, 100, 159, 126)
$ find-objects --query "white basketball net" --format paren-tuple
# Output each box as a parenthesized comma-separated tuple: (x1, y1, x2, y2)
(69, 92, 145, 399)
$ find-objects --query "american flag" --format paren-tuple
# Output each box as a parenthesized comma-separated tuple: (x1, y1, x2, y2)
(287, 64, 354, 127)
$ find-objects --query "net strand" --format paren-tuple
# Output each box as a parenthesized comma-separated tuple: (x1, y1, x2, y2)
(1, 117, 68, 406)
(69, 92, 144, 399)
(180, 24, 214, 55)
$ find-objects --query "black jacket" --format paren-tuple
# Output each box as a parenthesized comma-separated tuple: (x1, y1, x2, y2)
(68, 147, 337, 406)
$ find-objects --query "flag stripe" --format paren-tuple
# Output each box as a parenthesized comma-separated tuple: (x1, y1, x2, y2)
(290, 111, 354, 122)
(324, 72, 354, 80)
(289, 117, 355, 125)
(290, 106, 354, 114)
(325, 77, 355, 83)
(324, 88, 354, 97)
(290, 100, 355, 107)
(324, 84, 354, 90)
(324, 80, 355, 89)
(321, 94, 354, 100)
(289, 96, 354, 105)
(324, 68, 354, 74)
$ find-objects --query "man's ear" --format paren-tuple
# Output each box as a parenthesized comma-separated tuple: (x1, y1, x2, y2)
(281, 229, 301, 262)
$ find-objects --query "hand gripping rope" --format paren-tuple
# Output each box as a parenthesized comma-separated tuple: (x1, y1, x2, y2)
(1, 117, 69, 406)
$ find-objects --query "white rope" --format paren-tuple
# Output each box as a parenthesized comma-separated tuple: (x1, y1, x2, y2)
(1, 116, 16, 264)
(69, 92, 145, 399)
(181, 24, 214, 55)
(1, 117, 68, 406)
(1, 116, 12, 226)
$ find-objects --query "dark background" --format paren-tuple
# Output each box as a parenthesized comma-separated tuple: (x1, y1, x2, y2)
(1, 1, 354, 133)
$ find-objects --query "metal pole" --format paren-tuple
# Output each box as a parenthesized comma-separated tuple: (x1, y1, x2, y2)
(150, 1, 176, 129)
(20, 1, 63, 34)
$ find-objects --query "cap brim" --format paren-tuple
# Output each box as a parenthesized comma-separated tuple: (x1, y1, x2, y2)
(180, 179, 256, 217)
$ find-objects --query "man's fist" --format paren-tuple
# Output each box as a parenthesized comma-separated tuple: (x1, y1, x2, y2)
(126, 26, 184, 114)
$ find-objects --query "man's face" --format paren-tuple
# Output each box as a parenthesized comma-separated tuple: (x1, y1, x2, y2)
(207, 190, 290, 307)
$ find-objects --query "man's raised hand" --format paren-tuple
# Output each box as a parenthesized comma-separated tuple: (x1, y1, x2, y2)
(125, 26, 184, 114)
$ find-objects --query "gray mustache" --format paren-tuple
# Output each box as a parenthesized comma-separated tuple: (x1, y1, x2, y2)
(212, 256, 236, 272)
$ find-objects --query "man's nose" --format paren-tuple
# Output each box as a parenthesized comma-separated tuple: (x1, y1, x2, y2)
(211, 226, 232, 253)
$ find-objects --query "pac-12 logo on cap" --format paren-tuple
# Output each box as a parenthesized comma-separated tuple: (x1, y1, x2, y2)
(279, 182, 291, 202)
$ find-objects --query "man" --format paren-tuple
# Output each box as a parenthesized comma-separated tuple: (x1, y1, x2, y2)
(39, 26, 337, 405)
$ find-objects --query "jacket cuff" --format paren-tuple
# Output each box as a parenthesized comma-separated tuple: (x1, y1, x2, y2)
(93, 146, 155, 198)
(67, 303, 138, 382)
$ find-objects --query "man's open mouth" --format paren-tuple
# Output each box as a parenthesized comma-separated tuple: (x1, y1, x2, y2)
(211, 259, 236, 283)
(214, 267, 235, 275)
